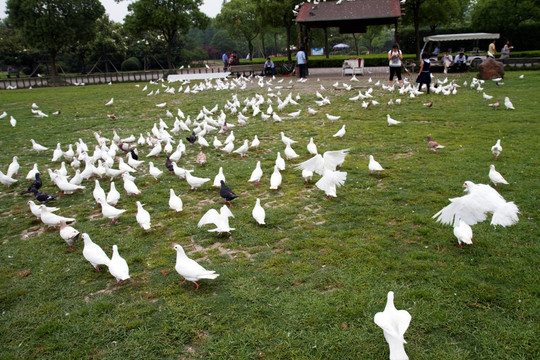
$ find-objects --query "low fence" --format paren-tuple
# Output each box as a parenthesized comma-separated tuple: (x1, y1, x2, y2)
(0, 67, 229, 90)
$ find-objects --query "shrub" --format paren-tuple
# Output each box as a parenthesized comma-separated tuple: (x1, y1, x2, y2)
(121, 57, 141, 71)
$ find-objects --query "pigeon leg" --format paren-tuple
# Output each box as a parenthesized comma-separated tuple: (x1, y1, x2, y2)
(459, 243, 463, 249)
(95, 267, 101, 272)
(179, 279, 187, 285)
(194, 282, 200, 291)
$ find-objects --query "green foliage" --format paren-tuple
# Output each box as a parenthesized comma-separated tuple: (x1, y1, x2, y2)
(215, 0, 260, 57)
(124, 0, 210, 69)
(471, 0, 540, 36)
(6, 0, 104, 76)
(121, 57, 142, 71)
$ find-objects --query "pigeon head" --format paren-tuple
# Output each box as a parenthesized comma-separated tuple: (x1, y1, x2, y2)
(173, 244, 186, 255)
(462, 181, 476, 191)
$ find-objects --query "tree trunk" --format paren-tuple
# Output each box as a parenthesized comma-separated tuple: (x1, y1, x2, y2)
(50, 51, 57, 77)
(414, 10, 420, 60)
(166, 41, 173, 70)
(285, 15, 292, 63)
(352, 33, 359, 56)
(248, 39, 254, 61)
(273, 33, 278, 56)
(261, 34, 266, 58)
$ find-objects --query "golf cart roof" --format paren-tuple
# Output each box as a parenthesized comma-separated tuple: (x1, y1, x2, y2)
(423, 33, 500, 42)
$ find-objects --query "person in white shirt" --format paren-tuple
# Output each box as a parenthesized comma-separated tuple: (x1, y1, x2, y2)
(296, 47, 307, 78)
(264, 57, 275, 76)
(452, 52, 467, 72)
(442, 51, 453, 74)
(388, 44, 403, 87)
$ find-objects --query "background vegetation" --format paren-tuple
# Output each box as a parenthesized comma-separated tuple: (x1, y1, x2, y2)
(1, 0, 540, 75)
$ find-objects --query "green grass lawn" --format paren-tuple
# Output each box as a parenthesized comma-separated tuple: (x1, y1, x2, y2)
(0, 71, 539, 359)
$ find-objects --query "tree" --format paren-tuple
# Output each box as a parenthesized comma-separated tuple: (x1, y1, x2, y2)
(124, 0, 210, 70)
(6, 0, 104, 76)
(471, 0, 540, 38)
(215, 0, 260, 60)
(401, 0, 465, 59)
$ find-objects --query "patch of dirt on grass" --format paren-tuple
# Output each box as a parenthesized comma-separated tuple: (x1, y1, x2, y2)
(16, 269, 31, 277)
(391, 150, 415, 159)
(83, 284, 123, 302)
(21, 225, 46, 239)
(190, 240, 253, 261)
(88, 209, 102, 220)
(265, 200, 285, 208)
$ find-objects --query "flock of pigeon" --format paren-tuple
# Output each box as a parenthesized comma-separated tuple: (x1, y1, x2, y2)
(1, 69, 524, 359)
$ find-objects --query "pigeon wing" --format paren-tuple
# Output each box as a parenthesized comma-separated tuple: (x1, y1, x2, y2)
(322, 149, 350, 170)
(295, 154, 325, 175)
(198, 209, 220, 227)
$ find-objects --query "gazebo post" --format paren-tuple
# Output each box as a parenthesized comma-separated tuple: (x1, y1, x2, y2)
(324, 27, 329, 59)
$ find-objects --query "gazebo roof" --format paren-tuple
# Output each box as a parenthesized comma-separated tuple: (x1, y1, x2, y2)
(295, 0, 402, 32)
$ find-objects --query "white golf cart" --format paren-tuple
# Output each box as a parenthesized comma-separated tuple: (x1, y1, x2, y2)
(421, 32, 500, 70)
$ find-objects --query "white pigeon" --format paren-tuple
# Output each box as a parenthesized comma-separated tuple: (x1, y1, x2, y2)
(59, 220, 80, 248)
(82, 233, 111, 271)
(6, 156, 20, 178)
(316, 169, 347, 197)
(55, 177, 85, 195)
(233, 139, 250, 158)
(368, 155, 384, 175)
(386, 114, 401, 126)
(333, 125, 346, 138)
(491, 139, 502, 160)
(135, 201, 151, 231)
(27, 200, 59, 218)
(109, 245, 130, 283)
(169, 189, 183, 212)
(30, 139, 48, 153)
(248, 161, 263, 184)
(26, 164, 39, 180)
(93, 180, 107, 204)
(504, 96, 514, 110)
(98, 199, 126, 224)
(453, 219, 473, 247)
(284, 143, 299, 159)
(0, 111, 7, 119)
(146, 142, 162, 158)
(174, 244, 219, 290)
(296, 149, 349, 176)
(156, 102, 167, 108)
(374, 291, 412, 360)
(106, 182, 120, 206)
(488, 164, 509, 187)
(213, 167, 226, 187)
(105, 98, 114, 106)
(148, 161, 163, 181)
(252, 198, 266, 225)
(213, 136, 223, 149)
(325, 113, 341, 121)
(185, 171, 210, 190)
(281, 132, 297, 146)
(39, 205, 75, 227)
(307, 138, 318, 155)
(122, 172, 141, 195)
(51, 143, 63, 162)
(127, 152, 144, 169)
(483, 92, 493, 100)
(433, 181, 519, 227)
(221, 141, 234, 154)
(251, 135, 260, 148)
(270, 165, 282, 190)
(197, 205, 234, 233)
(10, 115, 16, 127)
(272, 112, 282, 122)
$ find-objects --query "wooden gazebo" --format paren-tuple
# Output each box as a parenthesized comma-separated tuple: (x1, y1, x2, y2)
(295, 0, 402, 57)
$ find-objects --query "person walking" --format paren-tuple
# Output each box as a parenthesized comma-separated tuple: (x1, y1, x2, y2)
(388, 44, 403, 87)
(487, 40, 496, 58)
(222, 52, 229, 71)
(416, 53, 431, 94)
(500, 41, 513, 59)
(296, 47, 307, 78)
